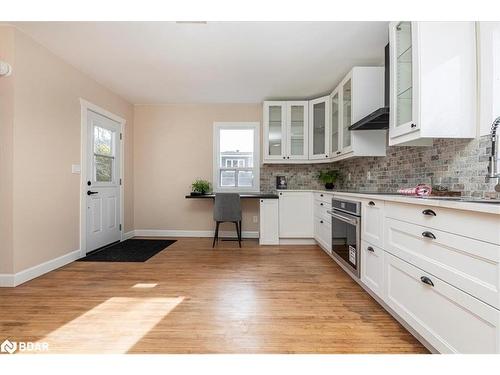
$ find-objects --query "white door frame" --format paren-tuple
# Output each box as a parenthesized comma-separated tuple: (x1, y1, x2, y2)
(79, 98, 126, 257)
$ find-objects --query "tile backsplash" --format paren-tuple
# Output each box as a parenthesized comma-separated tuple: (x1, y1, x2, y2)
(261, 135, 500, 199)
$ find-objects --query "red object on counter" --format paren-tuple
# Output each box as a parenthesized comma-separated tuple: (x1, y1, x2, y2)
(397, 184, 432, 196)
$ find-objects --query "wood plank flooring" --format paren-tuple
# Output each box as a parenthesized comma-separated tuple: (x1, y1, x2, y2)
(0, 238, 428, 354)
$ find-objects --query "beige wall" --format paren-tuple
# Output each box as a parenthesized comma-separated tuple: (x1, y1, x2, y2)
(2, 26, 135, 273)
(0, 26, 15, 273)
(134, 104, 262, 234)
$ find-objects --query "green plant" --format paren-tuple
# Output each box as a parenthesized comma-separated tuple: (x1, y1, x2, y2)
(318, 170, 341, 184)
(191, 179, 211, 194)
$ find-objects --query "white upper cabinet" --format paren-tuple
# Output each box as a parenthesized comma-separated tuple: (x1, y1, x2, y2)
(388, 22, 477, 146)
(263, 101, 308, 162)
(331, 67, 387, 161)
(309, 95, 330, 160)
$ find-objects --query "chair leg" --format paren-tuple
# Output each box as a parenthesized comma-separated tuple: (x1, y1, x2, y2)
(235, 221, 241, 248)
(213, 221, 220, 248)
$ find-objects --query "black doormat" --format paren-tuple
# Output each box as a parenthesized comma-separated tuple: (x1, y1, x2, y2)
(78, 239, 176, 262)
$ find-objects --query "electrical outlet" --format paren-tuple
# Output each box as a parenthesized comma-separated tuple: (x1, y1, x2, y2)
(367, 171, 371, 180)
(252, 216, 258, 223)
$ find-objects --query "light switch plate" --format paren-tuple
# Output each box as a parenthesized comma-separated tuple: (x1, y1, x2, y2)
(71, 164, 81, 174)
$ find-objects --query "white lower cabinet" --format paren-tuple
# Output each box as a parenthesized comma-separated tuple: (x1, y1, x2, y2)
(314, 215, 331, 253)
(361, 199, 384, 248)
(360, 240, 384, 299)
(384, 252, 500, 354)
(259, 199, 279, 245)
(278, 191, 314, 238)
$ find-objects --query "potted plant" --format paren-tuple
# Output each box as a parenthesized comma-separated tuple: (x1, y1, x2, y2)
(318, 170, 341, 190)
(191, 179, 212, 196)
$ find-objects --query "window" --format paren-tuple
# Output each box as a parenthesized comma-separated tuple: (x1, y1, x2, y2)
(94, 125, 115, 183)
(213, 122, 260, 192)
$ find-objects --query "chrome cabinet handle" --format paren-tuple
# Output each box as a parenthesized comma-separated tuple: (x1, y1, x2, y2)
(420, 276, 434, 287)
(422, 209, 436, 216)
(367, 246, 375, 252)
(422, 231, 436, 240)
(368, 201, 375, 206)
(87, 191, 98, 195)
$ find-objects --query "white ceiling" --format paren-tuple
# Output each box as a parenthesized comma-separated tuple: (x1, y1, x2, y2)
(13, 22, 389, 104)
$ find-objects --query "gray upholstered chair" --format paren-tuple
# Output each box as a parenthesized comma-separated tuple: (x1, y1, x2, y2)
(213, 193, 242, 248)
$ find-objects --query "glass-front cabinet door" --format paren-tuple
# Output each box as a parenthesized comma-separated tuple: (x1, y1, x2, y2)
(330, 89, 341, 157)
(263, 101, 286, 160)
(390, 21, 418, 138)
(286, 101, 308, 160)
(341, 76, 353, 152)
(308, 95, 330, 160)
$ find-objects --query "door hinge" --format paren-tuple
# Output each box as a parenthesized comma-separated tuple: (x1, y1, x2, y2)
(120, 133, 122, 140)
(119, 224, 122, 231)
(119, 178, 122, 185)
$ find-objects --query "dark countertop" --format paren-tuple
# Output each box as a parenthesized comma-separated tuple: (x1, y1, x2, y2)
(185, 192, 279, 199)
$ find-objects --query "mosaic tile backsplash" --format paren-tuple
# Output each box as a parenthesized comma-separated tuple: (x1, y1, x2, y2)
(260, 135, 500, 199)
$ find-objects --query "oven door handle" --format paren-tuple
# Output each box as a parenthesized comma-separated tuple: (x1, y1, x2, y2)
(327, 210, 359, 226)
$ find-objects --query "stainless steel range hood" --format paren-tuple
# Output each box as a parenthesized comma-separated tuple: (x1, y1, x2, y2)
(348, 44, 390, 131)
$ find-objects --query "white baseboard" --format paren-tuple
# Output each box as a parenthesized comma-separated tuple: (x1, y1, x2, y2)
(133, 229, 259, 239)
(279, 238, 317, 245)
(0, 249, 81, 288)
(122, 230, 135, 240)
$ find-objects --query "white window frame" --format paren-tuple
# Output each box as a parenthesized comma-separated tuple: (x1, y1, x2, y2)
(213, 122, 260, 192)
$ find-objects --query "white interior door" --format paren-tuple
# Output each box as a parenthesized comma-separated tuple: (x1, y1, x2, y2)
(85, 110, 122, 253)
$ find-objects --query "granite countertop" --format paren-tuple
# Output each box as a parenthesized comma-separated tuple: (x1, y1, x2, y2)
(278, 189, 500, 215)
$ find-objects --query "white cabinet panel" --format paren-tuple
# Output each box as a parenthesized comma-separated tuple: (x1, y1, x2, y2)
(314, 215, 332, 254)
(279, 191, 314, 238)
(384, 252, 500, 354)
(286, 101, 309, 160)
(309, 96, 330, 160)
(361, 240, 384, 298)
(259, 199, 279, 245)
(361, 199, 384, 248)
(263, 101, 287, 160)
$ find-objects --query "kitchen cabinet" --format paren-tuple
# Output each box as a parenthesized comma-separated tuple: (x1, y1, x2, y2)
(259, 199, 279, 245)
(384, 252, 500, 353)
(361, 240, 384, 299)
(361, 199, 384, 248)
(330, 67, 387, 161)
(263, 101, 309, 162)
(314, 193, 332, 253)
(388, 21, 477, 146)
(278, 191, 314, 238)
(309, 96, 330, 160)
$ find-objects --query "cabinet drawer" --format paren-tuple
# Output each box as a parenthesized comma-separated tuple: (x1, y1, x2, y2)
(314, 192, 333, 204)
(314, 216, 331, 253)
(385, 201, 500, 245)
(314, 200, 332, 223)
(385, 217, 500, 308)
(361, 199, 384, 248)
(361, 240, 384, 299)
(384, 252, 500, 354)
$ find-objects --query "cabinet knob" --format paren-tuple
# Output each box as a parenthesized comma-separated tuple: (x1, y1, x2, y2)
(367, 246, 375, 252)
(279, 192, 282, 196)
(320, 220, 323, 224)
(368, 201, 375, 206)
(411, 123, 417, 128)
(283, 156, 286, 159)
(422, 209, 436, 216)
(336, 151, 341, 155)
(320, 194, 323, 197)
(287, 156, 290, 159)
(260, 200, 263, 202)
(325, 155, 328, 158)
(320, 203, 324, 206)
(420, 276, 434, 287)
(422, 231, 436, 240)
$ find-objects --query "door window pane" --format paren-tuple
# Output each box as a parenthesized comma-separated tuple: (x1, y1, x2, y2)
(342, 79, 352, 148)
(396, 21, 413, 127)
(313, 102, 325, 155)
(290, 105, 304, 156)
(331, 93, 339, 153)
(94, 126, 113, 156)
(268, 106, 282, 156)
(95, 155, 113, 182)
(220, 170, 236, 187)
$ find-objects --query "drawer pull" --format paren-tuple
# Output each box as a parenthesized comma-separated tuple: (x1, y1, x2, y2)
(367, 246, 375, 252)
(420, 276, 434, 287)
(422, 209, 437, 216)
(422, 231, 436, 240)
(368, 201, 375, 206)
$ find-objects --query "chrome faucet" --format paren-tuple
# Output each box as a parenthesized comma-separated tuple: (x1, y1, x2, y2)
(487, 116, 500, 192)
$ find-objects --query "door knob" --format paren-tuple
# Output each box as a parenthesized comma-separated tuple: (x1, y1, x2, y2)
(87, 191, 98, 195)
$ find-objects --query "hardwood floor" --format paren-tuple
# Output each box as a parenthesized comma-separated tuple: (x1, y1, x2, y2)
(0, 238, 428, 354)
